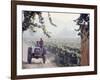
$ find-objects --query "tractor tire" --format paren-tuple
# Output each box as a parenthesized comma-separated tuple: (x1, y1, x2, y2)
(42, 55, 46, 64)
(27, 47, 32, 64)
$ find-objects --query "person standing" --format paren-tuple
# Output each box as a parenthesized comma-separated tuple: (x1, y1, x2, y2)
(39, 38, 44, 48)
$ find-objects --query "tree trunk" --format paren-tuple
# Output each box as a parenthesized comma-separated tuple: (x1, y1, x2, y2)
(81, 35, 89, 66)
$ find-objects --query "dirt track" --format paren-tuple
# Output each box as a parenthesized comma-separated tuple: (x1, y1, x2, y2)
(22, 51, 58, 69)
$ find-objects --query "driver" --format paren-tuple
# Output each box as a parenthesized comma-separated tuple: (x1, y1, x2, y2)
(39, 38, 44, 48)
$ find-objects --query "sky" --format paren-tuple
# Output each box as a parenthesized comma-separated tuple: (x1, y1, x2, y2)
(23, 12, 80, 41)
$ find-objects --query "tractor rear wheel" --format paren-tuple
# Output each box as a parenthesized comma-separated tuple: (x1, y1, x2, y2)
(27, 47, 32, 64)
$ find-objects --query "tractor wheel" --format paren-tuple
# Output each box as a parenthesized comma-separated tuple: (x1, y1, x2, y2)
(42, 55, 46, 64)
(27, 47, 32, 64)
